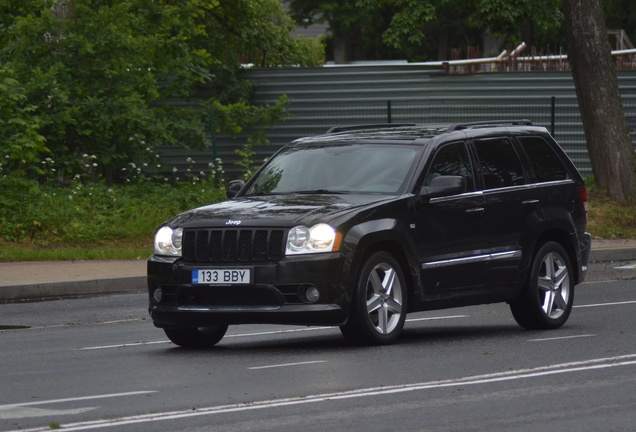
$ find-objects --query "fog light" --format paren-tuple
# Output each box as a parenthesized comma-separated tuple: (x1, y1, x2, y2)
(153, 288, 163, 303)
(304, 287, 320, 303)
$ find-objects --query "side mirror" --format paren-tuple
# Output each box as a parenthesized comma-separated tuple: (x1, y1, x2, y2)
(420, 175, 464, 200)
(226, 180, 245, 198)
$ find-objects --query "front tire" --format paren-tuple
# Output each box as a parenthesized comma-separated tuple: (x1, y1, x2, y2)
(510, 241, 574, 330)
(164, 325, 228, 348)
(340, 252, 407, 345)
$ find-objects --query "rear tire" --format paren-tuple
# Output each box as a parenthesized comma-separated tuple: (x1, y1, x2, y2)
(340, 252, 407, 345)
(510, 241, 574, 330)
(164, 325, 228, 348)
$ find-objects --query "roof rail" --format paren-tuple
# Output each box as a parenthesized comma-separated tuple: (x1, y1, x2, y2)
(326, 123, 416, 134)
(446, 119, 533, 132)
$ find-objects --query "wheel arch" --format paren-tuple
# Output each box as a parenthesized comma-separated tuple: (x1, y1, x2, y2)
(530, 229, 581, 284)
(341, 220, 420, 314)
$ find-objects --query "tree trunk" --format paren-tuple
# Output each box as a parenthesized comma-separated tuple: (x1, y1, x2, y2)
(332, 35, 347, 64)
(563, 0, 636, 202)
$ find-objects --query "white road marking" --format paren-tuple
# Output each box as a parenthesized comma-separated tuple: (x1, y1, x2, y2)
(248, 360, 327, 370)
(528, 334, 597, 342)
(76, 302, 633, 352)
(614, 263, 636, 269)
(574, 300, 636, 308)
(0, 391, 157, 408)
(407, 315, 466, 322)
(77, 327, 332, 350)
(0, 406, 96, 420)
(30, 318, 146, 330)
(0, 391, 157, 421)
(6, 354, 636, 432)
(78, 341, 169, 350)
(226, 326, 331, 338)
(78, 315, 467, 351)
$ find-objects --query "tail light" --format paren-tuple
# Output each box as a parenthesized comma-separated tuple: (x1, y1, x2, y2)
(577, 187, 588, 221)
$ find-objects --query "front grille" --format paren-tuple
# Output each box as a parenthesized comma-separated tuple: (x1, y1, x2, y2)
(183, 228, 285, 262)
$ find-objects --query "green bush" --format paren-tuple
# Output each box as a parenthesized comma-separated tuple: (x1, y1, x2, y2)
(0, 175, 226, 248)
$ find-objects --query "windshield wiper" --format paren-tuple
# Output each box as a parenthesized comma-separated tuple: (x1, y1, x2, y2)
(292, 189, 350, 195)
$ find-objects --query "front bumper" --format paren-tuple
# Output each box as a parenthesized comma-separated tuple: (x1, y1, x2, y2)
(147, 252, 351, 328)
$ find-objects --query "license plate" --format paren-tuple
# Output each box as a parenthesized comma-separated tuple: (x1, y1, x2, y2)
(192, 268, 251, 285)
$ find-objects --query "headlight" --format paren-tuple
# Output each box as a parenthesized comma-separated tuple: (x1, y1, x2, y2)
(154, 226, 183, 256)
(286, 223, 339, 255)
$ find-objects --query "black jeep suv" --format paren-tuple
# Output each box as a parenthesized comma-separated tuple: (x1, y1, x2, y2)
(148, 120, 591, 347)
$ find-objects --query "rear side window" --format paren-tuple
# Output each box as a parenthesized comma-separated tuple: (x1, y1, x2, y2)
(518, 136, 568, 182)
(473, 137, 525, 189)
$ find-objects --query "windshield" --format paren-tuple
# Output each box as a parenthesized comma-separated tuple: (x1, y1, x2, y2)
(244, 143, 421, 195)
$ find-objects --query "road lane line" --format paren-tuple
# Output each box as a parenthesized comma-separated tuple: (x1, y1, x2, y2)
(527, 334, 597, 342)
(575, 300, 636, 308)
(78, 341, 169, 350)
(0, 391, 157, 409)
(407, 315, 466, 322)
(0, 406, 97, 420)
(248, 360, 327, 370)
(78, 315, 467, 351)
(7, 354, 636, 432)
(226, 326, 331, 338)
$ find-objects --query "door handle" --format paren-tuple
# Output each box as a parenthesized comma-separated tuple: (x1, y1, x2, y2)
(465, 207, 485, 217)
(522, 199, 540, 208)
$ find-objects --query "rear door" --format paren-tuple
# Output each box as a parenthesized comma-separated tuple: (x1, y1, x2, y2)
(471, 135, 540, 288)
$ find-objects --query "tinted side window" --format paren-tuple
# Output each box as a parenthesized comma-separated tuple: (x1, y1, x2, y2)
(473, 138, 525, 189)
(424, 142, 474, 192)
(518, 136, 568, 182)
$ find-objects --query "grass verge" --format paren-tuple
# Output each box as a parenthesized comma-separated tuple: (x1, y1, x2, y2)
(586, 186, 636, 239)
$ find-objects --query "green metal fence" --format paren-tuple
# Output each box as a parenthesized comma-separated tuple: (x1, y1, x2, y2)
(165, 96, 636, 180)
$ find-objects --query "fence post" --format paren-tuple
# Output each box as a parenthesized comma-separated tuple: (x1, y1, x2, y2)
(387, 100, 392, 124)
(211, 105, 219, 187)
(551, 96, 556, 136)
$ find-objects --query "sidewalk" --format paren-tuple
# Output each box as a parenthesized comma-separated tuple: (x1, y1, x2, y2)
(0, 260, 147, 302)
(1, 239, 636, 302)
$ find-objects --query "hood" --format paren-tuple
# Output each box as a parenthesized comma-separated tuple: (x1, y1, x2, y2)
(167, 194, 397, 228)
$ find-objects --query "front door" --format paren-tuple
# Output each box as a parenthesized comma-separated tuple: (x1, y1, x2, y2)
(413, 141, 489, 299)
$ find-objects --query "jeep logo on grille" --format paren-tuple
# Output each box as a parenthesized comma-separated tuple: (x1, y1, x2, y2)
(225, 219, 242, 226)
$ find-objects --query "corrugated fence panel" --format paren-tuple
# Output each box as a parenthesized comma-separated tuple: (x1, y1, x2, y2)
(158, 65, 636, 180)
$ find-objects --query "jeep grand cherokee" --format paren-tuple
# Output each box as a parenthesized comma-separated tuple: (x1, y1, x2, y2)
(147, 120, 591, 347)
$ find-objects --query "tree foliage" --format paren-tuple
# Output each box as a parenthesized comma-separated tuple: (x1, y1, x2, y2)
(0, 66, 47, 179)
(290, 0, 566, 62)
(0, 0, 324, 184)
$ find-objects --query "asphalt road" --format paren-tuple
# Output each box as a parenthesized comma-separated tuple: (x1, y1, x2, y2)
(1, 261, 635, 432)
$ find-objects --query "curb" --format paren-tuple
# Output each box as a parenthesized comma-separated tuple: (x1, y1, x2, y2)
(589, 247, 636, 262)
(0, 276, 146, 303)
